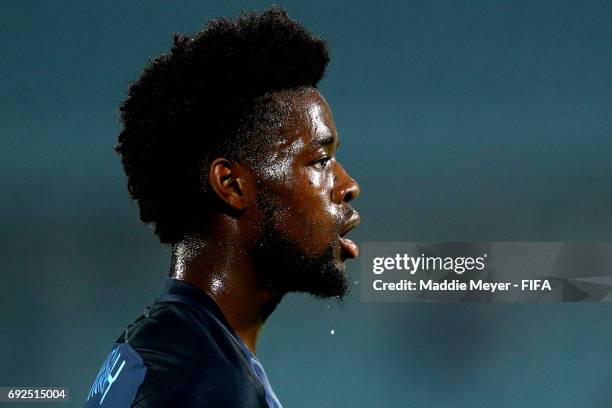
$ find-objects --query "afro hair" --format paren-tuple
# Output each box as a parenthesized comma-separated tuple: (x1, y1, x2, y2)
(115, 6, 329, 244)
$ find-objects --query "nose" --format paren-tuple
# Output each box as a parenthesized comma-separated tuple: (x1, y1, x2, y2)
(333, 163, 360, 204)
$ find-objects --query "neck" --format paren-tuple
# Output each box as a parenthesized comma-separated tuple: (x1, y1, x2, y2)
(169, 221, 282, 354)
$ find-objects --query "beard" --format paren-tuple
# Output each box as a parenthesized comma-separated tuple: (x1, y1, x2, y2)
(250, 193, 350, 300)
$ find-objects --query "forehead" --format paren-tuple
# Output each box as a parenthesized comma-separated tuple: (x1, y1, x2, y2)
(270, 88, 337, 151)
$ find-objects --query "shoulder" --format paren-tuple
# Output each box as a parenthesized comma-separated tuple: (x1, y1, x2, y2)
(86, 301, 267, 407)
(125, 301, 244, 370)
(131, 301, 267, 407)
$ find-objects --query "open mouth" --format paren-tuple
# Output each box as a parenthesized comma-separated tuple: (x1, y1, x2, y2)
(339, 212, 360, 259)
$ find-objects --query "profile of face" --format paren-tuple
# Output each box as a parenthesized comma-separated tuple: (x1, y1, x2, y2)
(247, 88, 360, 299)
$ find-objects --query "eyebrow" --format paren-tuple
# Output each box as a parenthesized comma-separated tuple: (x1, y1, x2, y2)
(311, 134, 339, 150)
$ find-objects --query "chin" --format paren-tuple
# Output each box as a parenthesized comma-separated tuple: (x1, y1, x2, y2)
(301, 259, 350, 299)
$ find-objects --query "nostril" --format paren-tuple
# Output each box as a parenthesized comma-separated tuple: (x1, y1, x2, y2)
(343, 181, 360, 203)
(344, 189, 356, 203)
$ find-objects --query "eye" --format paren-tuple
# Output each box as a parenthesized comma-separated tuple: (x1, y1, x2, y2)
(312, 156, 332, 169)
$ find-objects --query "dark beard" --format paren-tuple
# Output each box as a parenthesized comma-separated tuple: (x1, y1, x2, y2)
(251, 194, 350, 299)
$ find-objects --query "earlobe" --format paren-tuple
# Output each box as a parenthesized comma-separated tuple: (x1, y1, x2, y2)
(208, 158, 247, 211)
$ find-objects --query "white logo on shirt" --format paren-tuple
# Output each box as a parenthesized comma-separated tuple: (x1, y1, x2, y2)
(87, 348, 126, 404)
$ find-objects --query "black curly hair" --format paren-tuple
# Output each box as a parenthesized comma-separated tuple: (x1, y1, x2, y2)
(116, 6, 329, 244)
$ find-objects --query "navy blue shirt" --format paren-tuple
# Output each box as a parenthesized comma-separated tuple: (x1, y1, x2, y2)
(85, 278, 283, 408)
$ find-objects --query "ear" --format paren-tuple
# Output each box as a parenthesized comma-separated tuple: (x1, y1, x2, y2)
(208, 158, 248, 211)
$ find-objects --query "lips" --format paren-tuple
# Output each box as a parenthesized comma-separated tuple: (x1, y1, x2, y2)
(340, 237, 359, 258)
(339, 211, 360, 259)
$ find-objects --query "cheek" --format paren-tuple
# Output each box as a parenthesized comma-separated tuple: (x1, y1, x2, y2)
(293, 170, 340, 237)
(255, 155, 292, 183)
(306, 169, 337, 217)
(306, 167, 335, 192)
(309, 171, 323, 187)
(301, 169, 329, 208)
(254, 138, 305, 183)
(257, 165, 339, 245)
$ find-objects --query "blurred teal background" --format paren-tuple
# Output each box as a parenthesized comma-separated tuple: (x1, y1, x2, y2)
(2, 1, 612, 406)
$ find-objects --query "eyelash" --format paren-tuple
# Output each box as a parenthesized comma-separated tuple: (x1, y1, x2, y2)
(313, 156, 332, 169)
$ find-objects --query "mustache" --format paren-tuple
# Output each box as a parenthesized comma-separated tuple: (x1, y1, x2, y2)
(338, 206, 359, 233)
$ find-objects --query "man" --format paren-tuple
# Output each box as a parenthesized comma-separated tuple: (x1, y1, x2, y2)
(85, 6, 360, 407)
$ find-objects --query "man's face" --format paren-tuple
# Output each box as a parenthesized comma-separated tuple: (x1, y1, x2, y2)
(248, 88, 360, 299)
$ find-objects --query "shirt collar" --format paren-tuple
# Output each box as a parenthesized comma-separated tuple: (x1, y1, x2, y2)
(157, 277, 238, 338)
